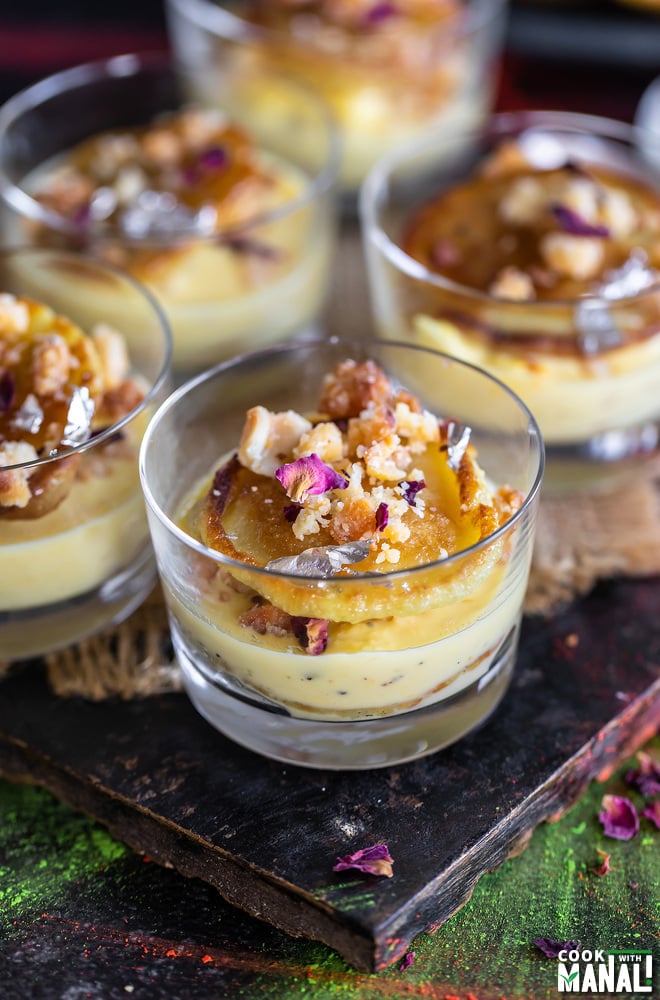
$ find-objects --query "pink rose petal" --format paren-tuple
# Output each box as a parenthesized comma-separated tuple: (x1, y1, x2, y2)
(275, 453, 348, 503)
(625, 751, 660, 798)
(399, 951, 415, 971)
(0, 370, 15, 412)
(534, 938, 580, 959)
(375, 502, 389, 531)
(591, 849, 611, 877)
(551, 203, 610, 238)
(333, 843, 394, 878)
(291, 617, 328, 656)
(641, 800, 660, 830)
(399, 480, 426, 507)
(598, 794, 640, 840)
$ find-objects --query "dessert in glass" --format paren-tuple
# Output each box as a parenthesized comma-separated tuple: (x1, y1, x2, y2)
(361, 111, 660, 492)
(0, 247, 171, 661)
(165, 0, 507, 192)
(0, 53, 338, 376)
(140, 338, 543, 769)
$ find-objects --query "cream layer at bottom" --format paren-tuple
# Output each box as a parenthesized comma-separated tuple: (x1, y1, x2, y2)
(410, 314, 660, 445)
(0, 453, 146, 612)
(166, 563, 527, 721)
(10, 228, 332, 375)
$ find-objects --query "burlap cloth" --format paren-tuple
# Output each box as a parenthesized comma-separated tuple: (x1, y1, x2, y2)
(2, 231, 660, 699)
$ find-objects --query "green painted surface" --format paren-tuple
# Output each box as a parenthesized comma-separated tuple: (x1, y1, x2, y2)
(1, 740, 658, 999)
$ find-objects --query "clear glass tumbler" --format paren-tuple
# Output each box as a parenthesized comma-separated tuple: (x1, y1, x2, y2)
(360, 110, 660, 493)
(0, 247, 171, 660)
(165, 0, 508, 193)
(140, 337, 543, 770)
(0, 53, 339, 377)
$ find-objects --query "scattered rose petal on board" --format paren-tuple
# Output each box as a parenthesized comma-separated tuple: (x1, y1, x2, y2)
(640, 800, 660, 830)
(625, 751, 660, 798)
(591, 849, 611, 877)
(332, 843, 394, 878)
(598, 794, 640, 841)
(534, 938, 580, 959)
(399, 951, 415, 971)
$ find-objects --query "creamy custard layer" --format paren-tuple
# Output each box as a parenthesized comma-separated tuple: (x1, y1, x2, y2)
(411, 313, 660, 444)
(0, 443, 145, 611)
(167, 562, 524, 720)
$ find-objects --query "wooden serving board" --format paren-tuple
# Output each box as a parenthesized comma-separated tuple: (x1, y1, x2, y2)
(1, 576, 658, 973)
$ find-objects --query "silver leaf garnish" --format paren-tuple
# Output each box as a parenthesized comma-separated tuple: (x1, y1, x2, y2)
(265, 540, 373, 577)
(444, 420, 472, 471)
(12, 393, 43, 435)
(61, 386, 95, 448)
(599, 249, 657, 301)
(575, 298, 623, 355)
(120, 189, 216, 239)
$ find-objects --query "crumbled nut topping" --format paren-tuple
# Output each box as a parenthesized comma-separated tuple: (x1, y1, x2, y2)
(31, 108, 291, 243)
(405, 138, 660, 304)
(0, 293, 142, 513)
(235, 359, 444, 561)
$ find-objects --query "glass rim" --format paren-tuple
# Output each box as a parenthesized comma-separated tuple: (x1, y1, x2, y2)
(0, 244, 172, 473)
(359, 108, 660, 307)
(165, 0, 507, 47)
(139, 334, 545, 583)
(0, 51, 341, 247)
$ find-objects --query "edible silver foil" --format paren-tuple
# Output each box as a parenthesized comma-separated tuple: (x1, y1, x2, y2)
(265, 540, 373, 577)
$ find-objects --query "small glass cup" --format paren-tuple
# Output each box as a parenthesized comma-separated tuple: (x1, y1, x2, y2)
(140, 337, 543, 770)
(0, 53, 339, 377)
(360, 110, 660, 493)
(165, 0, 507, 193)
(0, 247, 171, 660)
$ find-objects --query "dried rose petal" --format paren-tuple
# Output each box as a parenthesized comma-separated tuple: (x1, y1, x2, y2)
(598, 794, 640, 841)
(291, 617, 328, 656)
(225, 236, 281, 261)
(625, 751, 660, 798)
(431, 238, 460, 270)
(591, 848, 611, 877)
(399, 480, 426, 507)
(199, 146, 227, 170)
(534, 938, 580, 959)
(209, 454, 240, 517)
(333, 843, 394, 878)
(72, 203, 92, 229)
(641, 800, 660, 830)
(551, 204, 610, 238)
(375, 502, 389, 531)
(0, 370, 15, 412)
(284, 502, 302, 523)
(399, 952, 415, 971)
(275, 453, 348, 503)
(365, 2, 398, 24)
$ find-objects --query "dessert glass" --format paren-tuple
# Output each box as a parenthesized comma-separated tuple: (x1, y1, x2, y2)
(140, 338, 543, 770)
(165, 0, 507, 193)
(0, 53, 339, 377)
(0, 247, 171, 661)
(360, 111, 660, 493)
